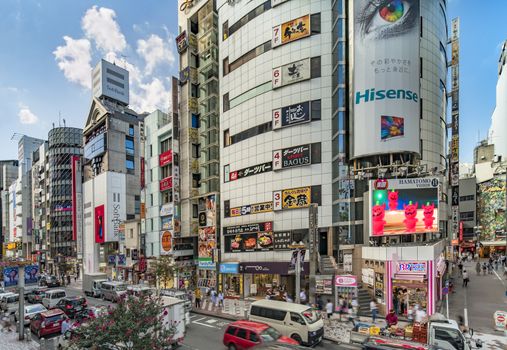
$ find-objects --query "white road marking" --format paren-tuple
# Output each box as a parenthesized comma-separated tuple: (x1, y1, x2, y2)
(193, 320, 219, 328)
(205, 319, 217, 324)
(464, 308, 468, 327)
(493, 269, 506, 287)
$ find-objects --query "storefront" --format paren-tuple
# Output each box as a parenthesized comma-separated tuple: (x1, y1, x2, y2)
(219, 262, 241, 297)
(334, 275, 358, 311)
(387, 261, 436, 315)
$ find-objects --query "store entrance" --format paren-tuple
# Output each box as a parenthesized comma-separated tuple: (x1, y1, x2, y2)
(319, 231, 328, 255)
(392, 280, 428, 315)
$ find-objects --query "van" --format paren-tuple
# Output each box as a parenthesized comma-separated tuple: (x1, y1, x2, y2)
(100, 281, 127, 302)
(126, 284, 154, 298)
(248, 300, 324, 346)
(42, 289, 66, 309)
(0, 293, 19, 315)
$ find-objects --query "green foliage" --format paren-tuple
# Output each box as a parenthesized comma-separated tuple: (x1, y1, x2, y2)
(152, 256, 174, 288)
(69, 294, 177, 350)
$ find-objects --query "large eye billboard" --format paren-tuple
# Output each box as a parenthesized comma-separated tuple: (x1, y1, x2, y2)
(369, 178, 439, 236)
(352, 0, 420, 158)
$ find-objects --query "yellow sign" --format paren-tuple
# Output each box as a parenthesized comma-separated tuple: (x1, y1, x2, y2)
(230, 201, 273, 217)
(46, 223, 51, 230)
(7, 242, 16, 250)
(281, 15, 310, 45)
(282, 187, 311, 209)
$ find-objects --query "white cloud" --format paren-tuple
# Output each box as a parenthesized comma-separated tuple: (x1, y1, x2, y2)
(136, 34, 175, 75)
(18, 105, 39, 124)
(130, 78, 171, 114)
(53, 36, 92, 89)
(104, 51, 142, 84)
(81, 6, 126, 53)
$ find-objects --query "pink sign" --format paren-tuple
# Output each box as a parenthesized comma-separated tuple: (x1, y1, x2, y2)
(335, 275, 357, 287)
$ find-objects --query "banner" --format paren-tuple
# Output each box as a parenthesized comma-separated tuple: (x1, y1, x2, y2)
(353, 0, 420, 157)
(369, 178, 439, 236)
(160, 231, 173, 255)
(3, 266, 19, 287)
(225, 231, 274, 253)
(273, 101, 311, 130)
(198, 227, 216, 259)
(223, 222, 273, 236)
(175, 31, 188, 53)
(273, 187, 311, 210)
(273, 144, 311, 170)
(272, 15, 310, 47)
(95, 205, 105, 244)
(25, 265, 40, 285)
(272, 58, 311, 88)
(225, 161, 272, 182)
(159, 150, 173, 167)
(229, 201, 273, 217)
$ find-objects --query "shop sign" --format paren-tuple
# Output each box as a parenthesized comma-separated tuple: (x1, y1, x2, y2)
(273, 101, 311, 130)
(117, 254, 126, 266)
(343, 254, 353, 272)
(239, 261, 309, 275)
(335, 275, 357, 287)
(176, 31, 188, 53)
(225, 231, 274, 252)
(160, 177, 173, 191)
(161, 231, 172, 254)
(229, 201, 273, 217)
(219, 263, 240, 274)
(273, 144, 311, 170)
(273, 231, 292, 250)
(226, 161, 273, 182)
(272, 14, 310, 48)
(362, 268, 374, 286)
(131, 249, 139, 261)
(273, 186, 311, 210)
(494, 310, 507, 331)
(315, 275, 333, 294)
(140, 203, 146, 220)
(374, 273, 384, 300)
(198, 258, 215, 270)
(160, 203, 174, 217)
(223, 222, 273, 235)
(397, 262, 427, 274)
(179, 67, 190, 84)
(108, 255, 116, 266)
(159, 149, 173, 167)
(272, 58, 311, 89)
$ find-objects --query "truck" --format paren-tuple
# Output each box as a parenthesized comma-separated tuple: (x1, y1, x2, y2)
(160, 296, 189, 346)
(350, 313, 483, 350)
(82, 273, 108, 298)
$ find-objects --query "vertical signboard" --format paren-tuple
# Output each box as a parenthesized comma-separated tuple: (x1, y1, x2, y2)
(352, 0, 421, 157)
(72, 156, 83, 258)
(450, 17, 460, 240)
(95, 205, 105, 244)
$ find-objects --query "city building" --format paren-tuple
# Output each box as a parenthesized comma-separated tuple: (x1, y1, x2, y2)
(458, 176, 477, 244)
(82, 59, 143, 279)
(31, 142, 49, 268)
(0, 160, 18, 258)
(489, 40, 507, 161)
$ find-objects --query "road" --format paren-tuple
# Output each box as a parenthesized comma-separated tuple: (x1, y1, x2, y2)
(183, 313, 361, 350)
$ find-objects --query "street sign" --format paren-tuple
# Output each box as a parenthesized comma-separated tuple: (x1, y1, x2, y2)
(309, 203, 318, 253)
(494, 311, 507, 331)
(442, 287, 449, 295)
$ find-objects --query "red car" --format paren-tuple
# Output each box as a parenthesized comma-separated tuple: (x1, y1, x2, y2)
(30, 309, 67, 338)
(223, 320, 299, 350)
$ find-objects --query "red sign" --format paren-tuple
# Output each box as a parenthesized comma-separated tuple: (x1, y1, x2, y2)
(159, 150, 173, 167)
(95, 205, 105, 244)
(374, 179, 388, 190)
(140, 157, 145, 189)
(159, 177, 173, 191)
(459, 221, 463, 242)
(71, 155, 78, 241)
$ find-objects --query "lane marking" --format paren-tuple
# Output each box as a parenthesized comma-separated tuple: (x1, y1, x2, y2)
(493, 269, 506, 287)
(205, 319, 217, 324)
(464, 308, 468, 328)
(192, 317, 207, 323)
(193, 320, 218, 328)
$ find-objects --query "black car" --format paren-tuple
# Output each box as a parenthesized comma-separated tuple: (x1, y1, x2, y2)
(42, 276, 61, 288)
(54, 296, 87, 318)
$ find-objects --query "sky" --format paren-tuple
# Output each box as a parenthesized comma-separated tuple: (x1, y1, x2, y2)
(0, 0, 505, 164)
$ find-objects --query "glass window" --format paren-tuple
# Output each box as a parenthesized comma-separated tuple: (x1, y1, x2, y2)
(249, 332, 259, 343)
(126, 159, 134, 170)
(192, 144, 200, 158)
(338, 42, 344, 61)
(192, 204, 198, 218)
(338, 18, 344, 38)
(125, 138, 134, 155)
(161, 139, 170, 153)
(311, 100, 321, 120)
(226, 326, 237, 335)
(338, 111, 345, 131)
(338, 88, 345, 108)
(338, 134, 346, 154)
(192, 114, 200, 128)
(129, 125, 134, 137)
(290, 312, 306, 325)
(338, 64, 345, 85)
(236, 328, 248, 339)
(311, 56, 321, 78)
(311, 13, 321, 34)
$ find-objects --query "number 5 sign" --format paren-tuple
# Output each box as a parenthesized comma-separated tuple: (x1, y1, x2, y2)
(272, 25, 281, 47)
(272, 108, 282, 129)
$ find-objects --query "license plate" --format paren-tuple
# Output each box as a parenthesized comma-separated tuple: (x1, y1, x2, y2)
(53, 322, 59, 327)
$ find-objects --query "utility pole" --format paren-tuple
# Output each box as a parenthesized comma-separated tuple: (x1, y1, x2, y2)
(309, 203, 318, 305)
(18, 266, 25, 340)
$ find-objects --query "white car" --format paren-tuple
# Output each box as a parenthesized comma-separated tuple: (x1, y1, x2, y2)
(15, 303, 47, 325)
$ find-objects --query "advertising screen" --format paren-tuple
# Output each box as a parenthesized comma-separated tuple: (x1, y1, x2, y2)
(95, 205, 105, 244)
(369, 178, 439, 236)
(353, 0, 420, 157)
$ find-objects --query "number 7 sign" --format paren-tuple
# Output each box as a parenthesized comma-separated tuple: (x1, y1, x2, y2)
(272, 25, 281, 47)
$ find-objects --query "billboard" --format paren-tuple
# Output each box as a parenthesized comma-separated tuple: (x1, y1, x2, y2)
(223, 222, 274, 253)
(353, 0, 420, 157)
(71, 155, 83, 258)
(273, 144, 311, 170)
(228, 201, 273, 217)
(272, 15, 310, 47)
(224, 161, 272, 182)
(3, 266, 19, 288)
(160, 231, 172, 255)
(369, 178, 439, 236)
(273, 101, 311, 130)
(95, 205, 105, 243)
(273, 187, 311, 210)
(25, 265, 40, 285)
(198, 227, 216, 259)
(272, 58, 311, 88)
(175, 31, 188, 53)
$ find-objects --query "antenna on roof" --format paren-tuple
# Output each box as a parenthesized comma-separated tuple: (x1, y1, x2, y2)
(120, 55, 128, 70)
(63, 118, 66, 127)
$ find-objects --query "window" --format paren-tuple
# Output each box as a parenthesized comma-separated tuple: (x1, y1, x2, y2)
(192, 114, 200, 128)
(107, 78, 124, 88)
(149, 144, 153, 157)
(149, 219, 153, 231)
(192, 173, 201, 188)
(229, 81, 271, 110)
(290, 312, 306, 325)
(129, 124, 134, 137)
(150, 169, 153, 181)
(129, 229, 134, 239)
(249, 332, 259, 343)
(107, 68, 124, 80)
(227, 41, 271, 73)
(420, 57, 423, 78)
(434, 328, 465, 350)
(222, 21, 229, 41)
(226, 326, 237, 335)
(311, 143, 322, 164)
(227, 1, 271, 39)
(230, 121, 272, 145)
(223, 57, 230, 76)
(311, 100, 321, 120)
(459, 211, 474, 221)
(311, 13, 321, 34)
(250, 306, 286, 321)
(192, 144, 200, 158)
(125, 137, 135, 155)
(126, 159, 134, 170)
(161, 165, 171, 179)
(223, 92, 230, 112)
(311, 56, 321, 78)
(150, 194, 154, 206)
(420, 98, 423, 119)
(161, 139, 170, 153)
(459, 195, 474, 201)
(191, 84, 199, 98)
(236, 328, 248, 339)
(162, 191, 172, 204)
(192, 204, 199, 218)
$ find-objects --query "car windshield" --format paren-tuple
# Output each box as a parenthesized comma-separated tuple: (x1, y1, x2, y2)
(28, 305, 46, 313)
(302, 308, 321, 324)
(45, 314, 63, 323)
(34, 290, 46, 295)
(260, 327, 282, 342)
(115, 285, 127, 291)
(70, 299, 85, 306)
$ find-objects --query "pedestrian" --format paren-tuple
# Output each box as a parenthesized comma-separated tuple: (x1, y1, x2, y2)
(458, 261, 463, 275)
(347, 302, 356, 326)
(407, 304, 414, 324)
(503, 264, 507, 278)
(194, 288, 201, 308)
(210, 288, 217, 307)
(316, 294, 323, 311)
(61, 316, 72, 335)
(495, 260, 499, 271)
(488, 263, 493, 275)
(351, 296, 359, 314)
(393, 291, 399, 315)
(74, 274, 77, 283)
(67, 274, 71, 285)
(386, 309, 398, 327)
(218, 291, 224, 309)
(415, 307, 427, 324)
(475, 261, 481, 276)
(370, 299, 378, 324)
(325, 299, 334, 320)
(299, 290, 307, 304)
(462, 270, 469, 287)
(482, 262, 487, 276)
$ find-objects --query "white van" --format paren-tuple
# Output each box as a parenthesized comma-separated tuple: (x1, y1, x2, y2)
(126, 284, 154, 298)
(248, 300, 324, 346)
(42, 289, 66, 309)
(101, 281, 127, 302)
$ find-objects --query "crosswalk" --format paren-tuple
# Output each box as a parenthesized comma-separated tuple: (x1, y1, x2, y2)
(189, 314, 230, 329)
(197, 298, 252, 318)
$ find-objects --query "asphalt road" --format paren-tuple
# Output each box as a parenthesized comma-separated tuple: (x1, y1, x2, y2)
(183, 313, 361, 350)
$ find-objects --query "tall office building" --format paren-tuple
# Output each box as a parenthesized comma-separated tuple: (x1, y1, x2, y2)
(0, 160, 18, 258)
(489, 40, 507, 160)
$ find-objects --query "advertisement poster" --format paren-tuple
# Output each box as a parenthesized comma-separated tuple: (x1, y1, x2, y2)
(205, 195, 216, 227)
(160, 231, 172, 255)
(273, 231, 292, 250)
(229, 201, 273, 217)
(288, 250, 306, 274)
(272, 15, 310, 47)
(24, 265, 40, 285)
(273, 144, 311, 170)
(280, 187, 311, 210)
(353, 0, 420, 157)
(159, 150, 173, 167)
(224, 222, 273, 236)
(161, 216, 173, 230)
(272, 58, 311, 88)
(175, 31, 188, 53)
(95, 205, 105, 244)
(3, 266, 19, 288)
(226, 162, 273, 182)
(273, 101, 311, 130)
(370, 178, 439, 236)
(159, 177, 173, 191)
(198, 227, 216, 259)
(223, 222, 274, 253)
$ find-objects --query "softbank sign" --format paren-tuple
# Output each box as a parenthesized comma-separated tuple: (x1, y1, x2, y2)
(355, 88, 419, 105)
(352, 0, 421, 158)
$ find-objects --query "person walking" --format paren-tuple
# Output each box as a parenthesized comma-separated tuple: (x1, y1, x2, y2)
(482, 262, 487, 276)
(325, 299, 334, 320)
(370, 299, 378, 324)
(210, 288, 217, 307)
(194, 288, 201, 308)
(299, 290, 307, 305)
(475, 261, 481, 276)
(458, 261, 463, 275)
(218, 291, 224, 309)
(462, 270, 469, 287)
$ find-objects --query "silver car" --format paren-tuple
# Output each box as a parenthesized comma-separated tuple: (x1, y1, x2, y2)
(15, 303, 47, 325)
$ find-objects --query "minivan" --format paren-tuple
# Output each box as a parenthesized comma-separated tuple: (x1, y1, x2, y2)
(101, 281, 127, 302)
(126, 284, 154, 298)
(0, 293, 20, 315)
(248, 300, 324, 346)
(42, 289, 67, 309)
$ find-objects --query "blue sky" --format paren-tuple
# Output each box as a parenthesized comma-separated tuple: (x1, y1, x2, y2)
(0, 1, 504, 163)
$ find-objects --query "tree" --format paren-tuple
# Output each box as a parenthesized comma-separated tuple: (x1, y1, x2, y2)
(152, 256, 175, 289)
(69, 294, 178, 350)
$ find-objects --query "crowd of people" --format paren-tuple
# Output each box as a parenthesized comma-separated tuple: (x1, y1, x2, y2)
(455, 252, 507, 288)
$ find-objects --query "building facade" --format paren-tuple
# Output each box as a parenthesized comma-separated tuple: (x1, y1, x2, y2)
(0, 160, 18, 258)
(458, 176, 477, 242)
(489, 40, 507, 161)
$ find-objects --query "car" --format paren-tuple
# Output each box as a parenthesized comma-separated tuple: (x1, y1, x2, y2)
(0, 293, 20, 315)
(53, 296, 87, 318)
(45, 276, 61, 288)
(223, 320, 299, 350)
(42, 289, 67, 309)
(160, 288, 192, 311)
(27, 288, 48, 304)
(15, 303, 47, 326)
(30, 308, 67, 338)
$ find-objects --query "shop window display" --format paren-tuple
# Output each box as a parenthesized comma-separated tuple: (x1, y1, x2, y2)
(392, 285, 427, 316)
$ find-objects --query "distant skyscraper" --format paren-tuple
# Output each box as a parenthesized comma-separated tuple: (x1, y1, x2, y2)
(489, 41, 507, 160)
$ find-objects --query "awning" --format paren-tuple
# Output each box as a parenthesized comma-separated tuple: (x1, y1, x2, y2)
(481, 240, 506, 247)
